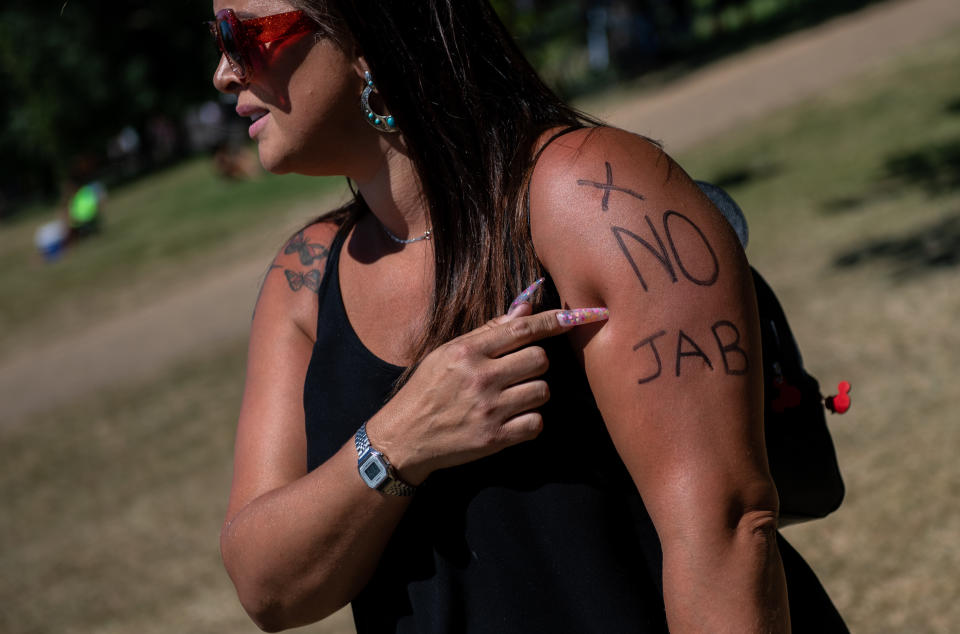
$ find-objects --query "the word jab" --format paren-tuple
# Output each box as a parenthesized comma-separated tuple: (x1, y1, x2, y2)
(632, 320, 748, 385)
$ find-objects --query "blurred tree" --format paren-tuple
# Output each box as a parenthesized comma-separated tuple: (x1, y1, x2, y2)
(0, 0, 217, 214)
(0, 0, 884, 216)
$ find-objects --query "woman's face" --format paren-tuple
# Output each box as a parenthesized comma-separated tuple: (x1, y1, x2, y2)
(212, 0, 376, 176)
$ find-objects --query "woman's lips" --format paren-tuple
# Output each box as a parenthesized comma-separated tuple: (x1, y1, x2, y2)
(236, 105, 270, 139)
(248, 112, 270, 139)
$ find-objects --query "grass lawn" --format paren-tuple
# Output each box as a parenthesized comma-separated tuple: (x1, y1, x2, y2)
(0, 158, 346, 359)
(1, 28, 959, 634)
(678, 30, 960, 632)
(0, 338, 354, 634)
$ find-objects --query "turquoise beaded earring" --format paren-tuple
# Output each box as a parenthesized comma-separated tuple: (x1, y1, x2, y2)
(361, 71, 398, 133)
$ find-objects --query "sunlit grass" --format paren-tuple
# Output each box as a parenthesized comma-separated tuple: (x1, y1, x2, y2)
(0, 158, 346, 357)
(679, 31, 960, 257)
(679, 31, 960, 632)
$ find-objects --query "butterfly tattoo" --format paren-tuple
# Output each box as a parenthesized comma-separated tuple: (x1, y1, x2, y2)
(284, 230, 329, 265)
(285, 269, 322, 293)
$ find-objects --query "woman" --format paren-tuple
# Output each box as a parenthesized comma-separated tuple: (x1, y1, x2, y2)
(212, 1, 846, 631)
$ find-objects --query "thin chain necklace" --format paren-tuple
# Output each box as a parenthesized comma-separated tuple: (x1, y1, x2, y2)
(377, 218, 432, 244)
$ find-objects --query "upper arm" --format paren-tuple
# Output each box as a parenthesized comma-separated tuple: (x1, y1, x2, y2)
(225, 222, 339, 525)
(529, 128, 774, 539)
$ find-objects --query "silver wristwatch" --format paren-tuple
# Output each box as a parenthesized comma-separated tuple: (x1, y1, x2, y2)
(354, 423, 417, 496)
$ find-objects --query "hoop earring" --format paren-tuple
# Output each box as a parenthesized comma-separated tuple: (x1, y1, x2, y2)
(361, 71, 399, 133)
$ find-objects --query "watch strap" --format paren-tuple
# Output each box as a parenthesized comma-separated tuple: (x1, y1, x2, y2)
(380, 477, 417, 497)
(355, 423, 417, 496)
(355, 422, 373, 456)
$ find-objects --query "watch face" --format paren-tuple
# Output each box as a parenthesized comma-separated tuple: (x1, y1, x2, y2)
(359, 453, 388, 489)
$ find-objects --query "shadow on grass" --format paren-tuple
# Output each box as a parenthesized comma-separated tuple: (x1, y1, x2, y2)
(822, 136, 960, 214)
(669, 0, 886, 72)
(945, 96, 960, 115)
(821, 194, 873, 215)
(833, 211, 960, 278)
(883, 139, 960, 196)
(708, 162, 781, 190)
(561, 0, 888, 98)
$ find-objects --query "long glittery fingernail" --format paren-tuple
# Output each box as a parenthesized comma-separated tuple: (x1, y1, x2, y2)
(509, 278, 545, 311)
(556, 307, 609, 326)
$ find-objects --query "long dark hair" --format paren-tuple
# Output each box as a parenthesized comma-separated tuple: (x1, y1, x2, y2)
(291, 0, 598, 370)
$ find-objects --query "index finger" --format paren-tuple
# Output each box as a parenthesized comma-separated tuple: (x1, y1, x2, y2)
(479, 307, 609, 358)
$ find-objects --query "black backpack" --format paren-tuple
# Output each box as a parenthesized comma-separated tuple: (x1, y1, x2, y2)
(698, 182, 847, 524)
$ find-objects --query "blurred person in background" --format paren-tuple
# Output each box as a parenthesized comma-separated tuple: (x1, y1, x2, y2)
(211, 1, 847, 632)
(66, 181, 105, 240)
(213, 140, 262, 180)
(33, 161, 106, 262)
(63, 156, 106, 242)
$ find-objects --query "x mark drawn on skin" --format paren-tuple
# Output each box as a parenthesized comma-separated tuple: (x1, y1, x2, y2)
(577, 162, 646, 212)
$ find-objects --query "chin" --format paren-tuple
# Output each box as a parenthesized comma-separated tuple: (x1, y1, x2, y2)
(257, 142, 334, 176)
(255, 146, 294, 175)
(256, 133, 356, 177)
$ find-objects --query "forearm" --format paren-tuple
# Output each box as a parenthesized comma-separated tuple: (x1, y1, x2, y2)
(661, 510, 789, 634)
(223, 304, 573, 630)
(221, 440, 410, 631)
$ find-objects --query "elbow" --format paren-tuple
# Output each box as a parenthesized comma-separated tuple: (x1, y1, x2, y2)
(227, 563, 300, 633)
(220, 526, 293, 632)
(735, 505, 779, 540)
(731, 505, 780, 565)
(220, 526, 344, 632)
(251, 610, 296, 633)
(660, 478, 781, 554)
(235, 582, 344, 634)
(731, 479, 781, 540)
(724, 485, 782, 576)
(235, 587, 289, 633)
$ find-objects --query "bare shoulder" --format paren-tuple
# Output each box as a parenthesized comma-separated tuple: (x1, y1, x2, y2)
(529, 126, 675, 206)
(229, 218, 340, 519)
(253, 219, 340, 343)
(529, 131, 772, 547)
(528, 126, 749, 313)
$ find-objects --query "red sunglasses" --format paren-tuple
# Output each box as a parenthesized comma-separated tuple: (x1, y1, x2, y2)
(208, 9, 315, 81)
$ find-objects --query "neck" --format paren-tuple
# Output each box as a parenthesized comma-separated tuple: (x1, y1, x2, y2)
(354, 143, 430, 241)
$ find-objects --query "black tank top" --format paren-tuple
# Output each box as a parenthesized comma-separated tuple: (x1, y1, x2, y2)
(303, 227, 669, 633)
(302, 202, 847, 634)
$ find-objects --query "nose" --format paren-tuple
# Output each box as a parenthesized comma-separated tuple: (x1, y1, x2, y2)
(212, 54, 245, 94)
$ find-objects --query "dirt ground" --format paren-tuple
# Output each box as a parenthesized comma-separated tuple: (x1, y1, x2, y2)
(2, 0, 958, 428)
